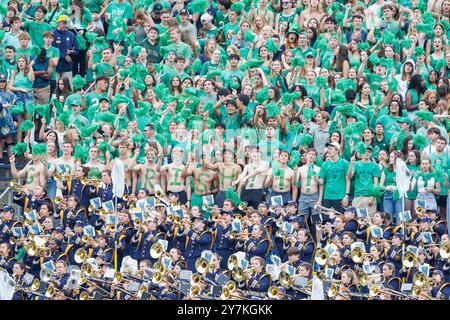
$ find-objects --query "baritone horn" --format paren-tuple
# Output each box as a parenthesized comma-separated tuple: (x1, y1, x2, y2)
(195, 257, 210, 274)
(440, 242, 450, 259)
(150, 242, 164, 259)
(314, 248, 329, 266)
(402, 251, 417, 268)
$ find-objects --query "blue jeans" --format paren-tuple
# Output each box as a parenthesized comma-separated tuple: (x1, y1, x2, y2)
(383, 191, 403, 224)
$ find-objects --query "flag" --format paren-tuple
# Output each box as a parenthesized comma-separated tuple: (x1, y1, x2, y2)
(311, 275, 325, 300)
(395, 158, 411, 199)
(0, 269, 15, 300)
(111, 158, 125, 198)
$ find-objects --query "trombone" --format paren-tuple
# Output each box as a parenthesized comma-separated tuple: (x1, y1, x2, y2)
(267, 285, 294, 300)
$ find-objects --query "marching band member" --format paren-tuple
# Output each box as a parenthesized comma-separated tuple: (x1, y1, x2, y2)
(244, 256, 272, 294)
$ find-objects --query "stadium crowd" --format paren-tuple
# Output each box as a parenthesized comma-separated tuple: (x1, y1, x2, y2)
(0, 0, 449, 300)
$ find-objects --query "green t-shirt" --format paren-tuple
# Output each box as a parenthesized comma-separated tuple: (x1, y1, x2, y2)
(353, 161, 380, 197)
(0, 57, 16, 81)
(106, 1, 134, 40)
(382, 167, 396, 187)
(24, 21, 53, 48)
(165, 42, 193, 61)
(45, 46, 60, 81)
(319, 158, 350, 200)
(85, 91, 108, 108)
(374, 115, 401, 141)
(220, 69, 245, 88)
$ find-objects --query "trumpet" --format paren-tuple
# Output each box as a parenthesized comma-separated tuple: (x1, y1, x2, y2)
(38, 247, 51, 258)
(40, 268, 57, 283)
(350, 247, 366, 264)
(53, 172, 75, 182)
(10, 179, 28, 193)
(231, 267, 254, 283)
(211, 211, 221, 222)
(190, 273, 202, 286)
(415, 206, 426, 217)
(81, 177, 101, 186)
(238, 202, 248, 211)
(153, 261, 166, 274)
(54, 196, 66, 205)
(314, 204, 341, 216)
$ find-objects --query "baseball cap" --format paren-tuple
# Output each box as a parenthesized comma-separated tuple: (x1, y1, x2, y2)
(179, 9, 189, 16)
(326, 141, 341, 150)
(99, 97, 110, 103)
(398, 117, 412, 125)
(71, 99, 82, 106)
(366, 145, 374, 151)
(286, 201, 297, 207)
(201, 13, 213, 23)
(153, 3, 163, 13)
(75, 220, 84, 227)
(57, 15, 69, 23)
(419, 217, 432, 223)
(1, 205, 14, 213)
(304, 50, 317, 58)
(393, 232, 403, 239)
(0, 74, 7, 82)
(193, 216, 206, 224)
(343, 206, 357, 214)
